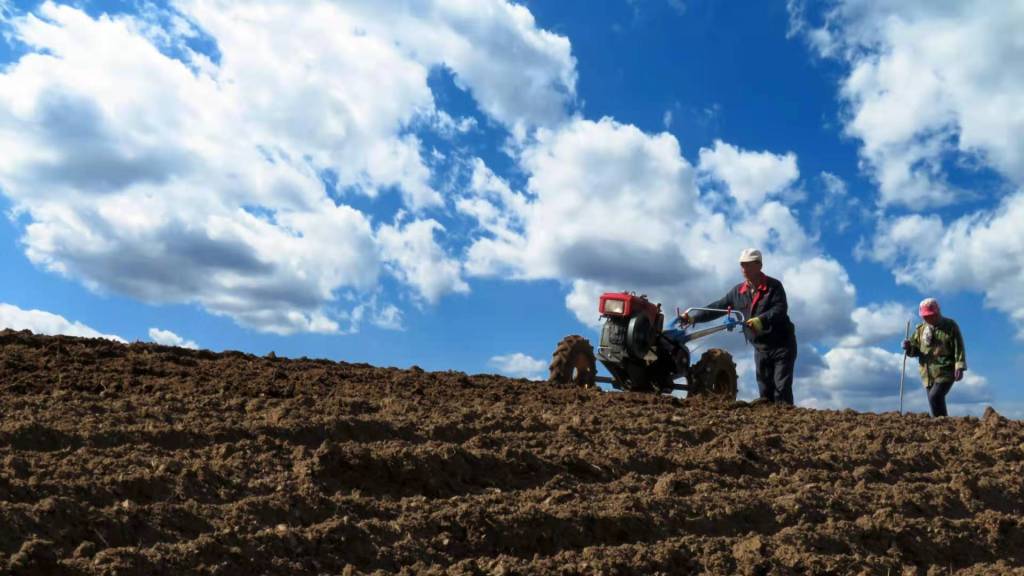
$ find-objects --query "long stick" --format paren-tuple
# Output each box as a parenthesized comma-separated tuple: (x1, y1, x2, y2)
(899, 319, 910, 414)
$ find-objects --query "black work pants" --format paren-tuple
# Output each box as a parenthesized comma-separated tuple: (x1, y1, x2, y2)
(927, 380, 953, 417)
(754, 340, 797, 405)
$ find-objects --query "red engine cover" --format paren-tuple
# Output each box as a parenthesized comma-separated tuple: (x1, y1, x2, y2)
(599, 292, 662, 325)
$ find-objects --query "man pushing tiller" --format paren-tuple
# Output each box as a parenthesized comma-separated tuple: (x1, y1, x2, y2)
(679, 248, 798, 405)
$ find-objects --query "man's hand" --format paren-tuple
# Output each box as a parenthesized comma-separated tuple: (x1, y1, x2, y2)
(901, 339, 911, 352)
(955, 368, 964, 382)
(676, 312, 692, 327)
(745, 317, 764, 334)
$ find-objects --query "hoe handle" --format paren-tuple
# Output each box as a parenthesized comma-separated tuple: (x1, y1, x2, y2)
(899, 320, 910, 414)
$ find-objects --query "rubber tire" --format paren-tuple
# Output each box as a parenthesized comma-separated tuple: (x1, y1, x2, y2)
(688, 348, 738, 400)
(548, 335, 597, 389)
(626, 314, 652, 358)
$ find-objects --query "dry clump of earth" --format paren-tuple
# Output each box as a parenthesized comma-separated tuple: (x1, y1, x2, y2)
(1, 329, 1023, 575)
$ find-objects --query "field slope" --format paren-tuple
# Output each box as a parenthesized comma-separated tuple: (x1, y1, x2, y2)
(1, 330, 1022, 575)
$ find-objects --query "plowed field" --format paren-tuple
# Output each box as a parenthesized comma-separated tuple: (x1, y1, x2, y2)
(1, 330, 1023, 575)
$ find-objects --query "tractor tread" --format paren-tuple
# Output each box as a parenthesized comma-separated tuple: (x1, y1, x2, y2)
(548, 335, 597, 388)
(689, 348, 738, 400)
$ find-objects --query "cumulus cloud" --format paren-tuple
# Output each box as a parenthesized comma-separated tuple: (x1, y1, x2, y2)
(370, 304, 404, 331)
(338, 295, 407, 334)
(456, 117, 946, 411)
(563, 280, 607, 331)
(797, 344, 992, 415)
(467, 118, 699, 283)
(867, 193, 1024, 337)
(697, 140, 800, 210)
(811, 171, 865, 235)
(456, 158, 529, 241)
(0, 302, 124, 341)
(489, 352, 548, 380)
(802, 346, 905, 406)
(0, 0, 575, 334)
(780, 257, 856, 343)
(792, 0, 1024, 206)
(463, 118, 857, 356)
(788, 0, 1024, 353)
(839, 302, 915, 348)
(377, 217, 470, 305)
(148, 327, 198, 349)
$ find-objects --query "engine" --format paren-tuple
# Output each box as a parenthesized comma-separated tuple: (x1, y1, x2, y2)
(596, 292, 686, 391)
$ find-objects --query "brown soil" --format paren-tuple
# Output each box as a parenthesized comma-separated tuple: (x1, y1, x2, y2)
(1, 329, 1023, 575)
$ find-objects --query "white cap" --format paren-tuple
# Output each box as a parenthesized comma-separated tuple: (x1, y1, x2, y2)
(739, 248, 762, 263)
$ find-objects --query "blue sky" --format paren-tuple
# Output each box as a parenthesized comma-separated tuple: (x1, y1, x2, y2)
(1, 0, 1022, 417)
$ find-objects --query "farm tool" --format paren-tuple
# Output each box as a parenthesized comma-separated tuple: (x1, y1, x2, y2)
(549, 291, 744, 399)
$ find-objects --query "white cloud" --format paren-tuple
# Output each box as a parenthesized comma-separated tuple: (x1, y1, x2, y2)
(839, 301, 914, 348)
(820, 171, 847, 197)
(432, 110, 478, 138)
(797, 344, 992, 415)
(377, 217, 470, 305)
(564, 280, 607, 331)
(466, 117, 699, 283)
(662, 109, 673, 129)
(0, 0, 575, 334)
(337, 295, 406, 334)
(808, 346, 904, 402)
(789, 1, 1024, 344)
(0, 302, 123, 341)
(463, 118, 858, 361)
(785, 0, 806, 39)
(868, 193, 1024, 337)
(697, 140, 799, 210)
(446, 115, 948, 416)
(946, 371, 993, 414)
(811, 171, 864, 234)
(455, 117, 966, 415)
(341, 0, 576, 139)
(489, 352, 548, 380)
(370, 304, 404, 331)
(148, 327, 198, 349)
(455, 157, 529, 243)
(861, 213, 943, 272)
(780, 257, 856, 343)
(793, 0, 1024, 206)
(732, 355, 759, 401)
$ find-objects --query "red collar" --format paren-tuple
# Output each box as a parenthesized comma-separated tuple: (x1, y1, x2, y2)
(739, 278, 768, 295)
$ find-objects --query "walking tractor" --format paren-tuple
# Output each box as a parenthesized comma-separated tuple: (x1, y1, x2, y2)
(548, 291, 744, 399)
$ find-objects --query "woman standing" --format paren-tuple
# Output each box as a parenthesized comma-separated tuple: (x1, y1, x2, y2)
(902, 298, 967, 417)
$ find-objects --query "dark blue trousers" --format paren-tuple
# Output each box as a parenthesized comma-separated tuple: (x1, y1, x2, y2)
(754, 339, 797, 405)
(927, 380, 954, 417)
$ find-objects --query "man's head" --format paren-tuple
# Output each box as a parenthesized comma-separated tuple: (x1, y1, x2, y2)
(919, 297, 941, 325)
(739, 248, 763, 284)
